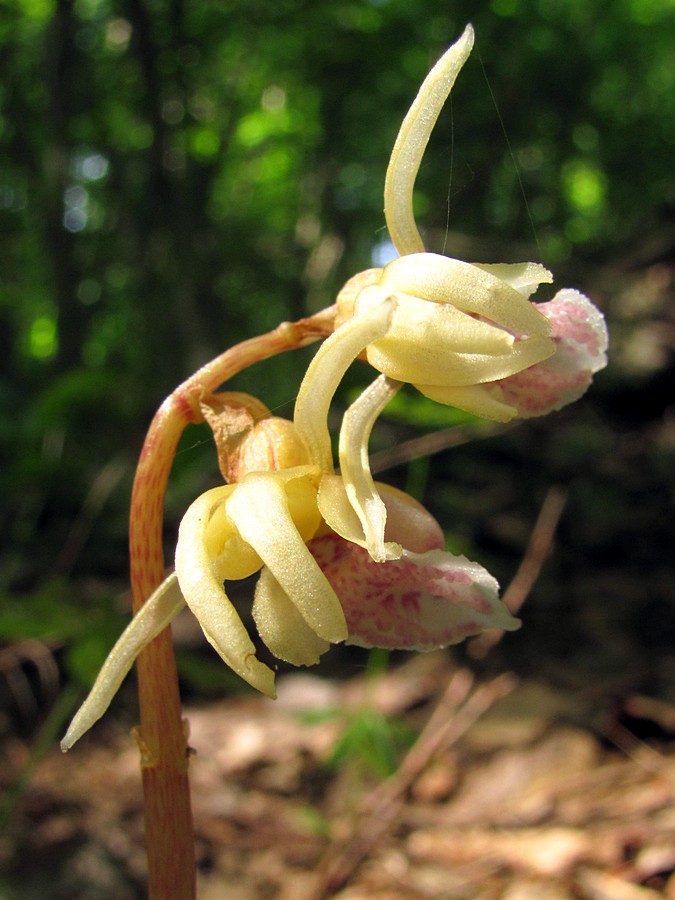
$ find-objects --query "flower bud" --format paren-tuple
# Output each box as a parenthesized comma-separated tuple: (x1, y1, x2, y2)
(231, 417, 310, 480)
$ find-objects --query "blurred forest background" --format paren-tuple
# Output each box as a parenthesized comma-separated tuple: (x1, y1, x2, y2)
(1, 0, 675, 893)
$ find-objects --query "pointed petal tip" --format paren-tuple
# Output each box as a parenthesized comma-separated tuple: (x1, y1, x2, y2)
(59, 716, 90, 753)
(253, 567, 332, 668)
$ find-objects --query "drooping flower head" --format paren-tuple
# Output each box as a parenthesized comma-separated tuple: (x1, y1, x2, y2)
(62, 25, 606, 752)
(62, 399, 517, 750)
(294, 24, 607, 563)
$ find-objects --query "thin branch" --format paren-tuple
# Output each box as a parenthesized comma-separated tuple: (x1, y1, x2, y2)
(369, 421, 512, 475)
(314, 670, 516, 897)
(469, 485, 567, 659)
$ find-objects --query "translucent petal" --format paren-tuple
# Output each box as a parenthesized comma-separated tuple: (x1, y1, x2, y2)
(473, 262, 553, 297)
(309, 534, 520, 651)
(417, 382, 518, 422)
(379, 253, 553, 338)
(376, 483, 445, 553)
(317, 473, 402, 559)
(357, 286, 516, 354)
(294, 298, 395, 472)
(317, 476, 445, 559)
(175, 488, 276, 697)
(338, 375, 403, 561)
(226, 471, 348, 643)
(252, 567, 330, 666)
(367, 325, 554, 386)
(202, 484, 264, 581)
(318, 472, 369, 548)
(384, 25, 475, 255)
(61, 572, 186, 750)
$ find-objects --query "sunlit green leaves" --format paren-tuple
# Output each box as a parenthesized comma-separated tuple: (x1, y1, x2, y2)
(562, 158, 608, 241)
(14, 0, 55, 23)
(28, 314, 58, 361)
(188, 125, 220, 160)
(628, 0, 675, 25)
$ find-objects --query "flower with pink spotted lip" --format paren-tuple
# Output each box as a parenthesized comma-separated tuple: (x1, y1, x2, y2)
(61, 446, 519, 751)
(497, 289, 608, 418)
(252, 477, 519, 669)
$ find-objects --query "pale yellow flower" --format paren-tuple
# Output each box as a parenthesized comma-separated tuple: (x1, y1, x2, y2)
(62, 418, 517, 750)
(294, 24, 607, 563)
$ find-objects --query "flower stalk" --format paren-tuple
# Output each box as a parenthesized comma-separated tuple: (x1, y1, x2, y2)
(124, 311, 335, 898)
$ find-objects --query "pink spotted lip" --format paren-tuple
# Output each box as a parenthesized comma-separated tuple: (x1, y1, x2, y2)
(499, 289, 608, 418)
(309, 534, 519, 651)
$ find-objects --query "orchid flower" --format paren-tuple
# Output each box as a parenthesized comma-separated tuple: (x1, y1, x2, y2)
(294, 24, 608, 563)
(62, 411, 518, 751)
(62, 24, 606, 754)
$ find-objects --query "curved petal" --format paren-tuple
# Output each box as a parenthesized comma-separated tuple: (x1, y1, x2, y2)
(61, 572, 186, 750)
(309, 534, 519, 651)
(367, 321, 554, 386)
(499, 289, 609, 418)
(175, 488, 276, 697)
(473, 262, 553, 298)
(351, 256, 556, 389)
(417, 382, 518, 422)
(200, 484, 264, 580)
(378, 254, 553, 338)
(226, 471, 348, 643)
(317, 475, 446, 559)
(317, 472, 372, 549)
(252, 567, 330, 666)
(357, 285, 517, 355)
(384, 24, 474, 255)
(338, 374, 403, 561)
(294, 298, 396, 472)
(317, 473, 400, 560)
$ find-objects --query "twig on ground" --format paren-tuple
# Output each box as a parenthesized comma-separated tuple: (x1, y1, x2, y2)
(313, 670, 517, 897)
(369, 421, 512, 476)
(469, 485, 567, 659)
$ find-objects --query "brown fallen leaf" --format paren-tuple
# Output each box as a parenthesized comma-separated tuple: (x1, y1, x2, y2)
(576, 867, 664, 900)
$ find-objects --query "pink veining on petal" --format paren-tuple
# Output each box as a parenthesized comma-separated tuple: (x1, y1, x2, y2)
(379, 483, 445, 552)
(499, 288, 608, 419)
(308, 533, 517, 651)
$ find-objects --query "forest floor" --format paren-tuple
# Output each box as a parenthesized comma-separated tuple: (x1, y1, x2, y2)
(3, 648, 675, 900)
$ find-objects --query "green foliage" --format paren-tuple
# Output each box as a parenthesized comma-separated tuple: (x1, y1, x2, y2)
(325, 704, 416, 780)
(379, 389, 479, 430)
(303, 650, 417, 780)
(0, 578, 131, 687)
